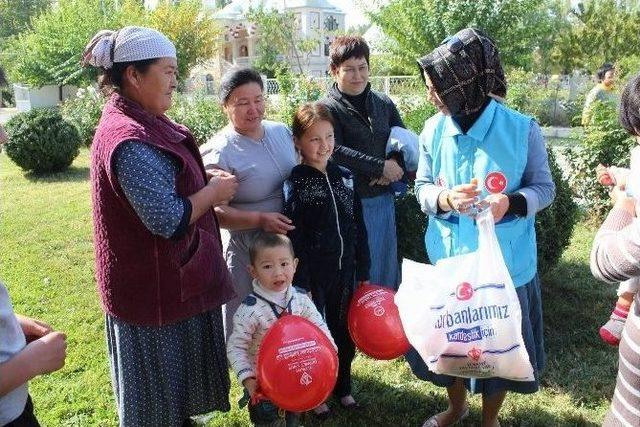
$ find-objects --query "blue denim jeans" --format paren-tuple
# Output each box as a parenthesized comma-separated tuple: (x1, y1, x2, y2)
(361, 193, 399, 289)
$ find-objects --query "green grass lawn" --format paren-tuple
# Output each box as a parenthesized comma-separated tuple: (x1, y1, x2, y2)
(1, 148, 618, 426)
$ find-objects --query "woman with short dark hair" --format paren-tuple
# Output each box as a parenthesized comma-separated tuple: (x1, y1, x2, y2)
(200, 67, 297, 335)
(84, 26, 237, 426)
(320, 35, 405, 291)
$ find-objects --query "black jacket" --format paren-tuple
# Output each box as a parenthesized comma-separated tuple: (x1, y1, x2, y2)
(320, 83, 405, 199)
(283, 162, 370, 291)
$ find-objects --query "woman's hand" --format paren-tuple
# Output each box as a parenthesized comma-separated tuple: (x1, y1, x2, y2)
(259, 212, 295, 234)
(439, 183, 480, 213)
(207, 172, 238, 206)
(478, 193, 510, 223)
(16, 315, 52, 342)
(382, 159, 403, 182)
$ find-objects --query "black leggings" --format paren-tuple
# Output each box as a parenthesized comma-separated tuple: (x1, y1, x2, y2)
(310, 266, 356, 398)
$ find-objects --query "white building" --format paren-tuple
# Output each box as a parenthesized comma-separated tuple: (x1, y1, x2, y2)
(211, 0, 346, 77)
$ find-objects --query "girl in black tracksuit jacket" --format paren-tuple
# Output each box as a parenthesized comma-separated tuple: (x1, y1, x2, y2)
(283, 102, 370, 411)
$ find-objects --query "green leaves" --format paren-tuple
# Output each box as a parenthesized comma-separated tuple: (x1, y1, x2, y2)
(536, 146, 579, 276)
(246, 7, 321, 77)
(550, 0, 640, 72)
(3, 0, 220, 87)
(368, 0, 554, 72)
(0, 0, 51, 39)
(167, 92, 227, 146)
(5, 107, 81, 173)
(60, 86, 106, 146)
(565, 101, 635, 222)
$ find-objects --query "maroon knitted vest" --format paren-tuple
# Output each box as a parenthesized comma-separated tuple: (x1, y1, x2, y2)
(91, 93, 235, 326)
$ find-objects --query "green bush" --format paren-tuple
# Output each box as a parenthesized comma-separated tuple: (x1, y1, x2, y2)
(60, 89, 226, 147)
(273, 71, 323, 127)
(536, 147, 579, 276)
(395, 184, 428, 263)
(507, 69, 582, 127)
(168, 92, 227, 146)
(395, 97, 437, 134)
(565, 101, 635, 223)
(614, 55, 640, 83)
(1, 84, 14, 108)
(61, 86, 105, 146)
(5, 108, 81, 173)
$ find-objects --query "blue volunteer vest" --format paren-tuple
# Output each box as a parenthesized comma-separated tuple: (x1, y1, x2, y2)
(422, 100, 537, 287)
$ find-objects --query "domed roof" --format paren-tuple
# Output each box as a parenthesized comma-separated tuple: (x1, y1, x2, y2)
(285, 0, 342, 11)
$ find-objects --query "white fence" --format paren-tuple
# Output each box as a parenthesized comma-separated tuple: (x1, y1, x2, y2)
(265, 75, 422, 97)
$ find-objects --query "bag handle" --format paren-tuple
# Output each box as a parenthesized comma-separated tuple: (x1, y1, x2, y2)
(475, 209, 510, 275)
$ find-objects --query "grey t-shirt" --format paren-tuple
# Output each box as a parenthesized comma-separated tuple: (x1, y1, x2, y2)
(200, 120, 297, 214)
(0, 282, 28, 425)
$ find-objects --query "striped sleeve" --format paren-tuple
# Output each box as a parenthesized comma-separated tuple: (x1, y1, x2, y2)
(226, 305, 259, 383)
(604, 302, 640, 426)
(590, 207, 640, 283)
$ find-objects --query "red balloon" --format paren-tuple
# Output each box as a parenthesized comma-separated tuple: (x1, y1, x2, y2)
(256, 314, 338, 412)
(348, 283, 411, 360)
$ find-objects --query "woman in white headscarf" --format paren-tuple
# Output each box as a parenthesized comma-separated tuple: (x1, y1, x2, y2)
(83, 27, 237, 427)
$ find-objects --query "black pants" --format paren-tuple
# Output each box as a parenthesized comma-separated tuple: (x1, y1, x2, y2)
(4, 396, 40, 427)
(243, 389, 300, 427)
(309, 265, 356, 398)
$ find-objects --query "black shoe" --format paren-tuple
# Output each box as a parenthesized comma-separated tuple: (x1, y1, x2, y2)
(312, 406, 332, 421)
(338, 396, 361, 410)
(339, 400, 361, 410)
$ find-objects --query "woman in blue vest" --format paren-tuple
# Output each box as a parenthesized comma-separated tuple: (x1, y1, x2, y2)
(408, 28, 556, 427)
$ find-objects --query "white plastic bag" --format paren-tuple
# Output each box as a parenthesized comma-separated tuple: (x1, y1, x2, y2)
(396, 209, 534, 381)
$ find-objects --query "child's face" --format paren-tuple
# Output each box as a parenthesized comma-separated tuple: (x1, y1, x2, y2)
(295, 120, 335, 170)
(248, 245, 298, 293)
(603, 69, 616, 87)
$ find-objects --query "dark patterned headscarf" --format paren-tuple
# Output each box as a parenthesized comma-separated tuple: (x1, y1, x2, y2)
(417, 28, 506, 116)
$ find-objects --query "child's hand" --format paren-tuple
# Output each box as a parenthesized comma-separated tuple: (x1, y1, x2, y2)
(243, 377, 258, 397)
(16, 315, 52, 342)
(610, 167, 630, 190)
(23, 331, 67, 376)
(597, 164, 615, 187)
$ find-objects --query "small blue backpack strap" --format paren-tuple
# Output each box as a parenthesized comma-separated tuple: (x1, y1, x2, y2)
(252, 292, 294, 318)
